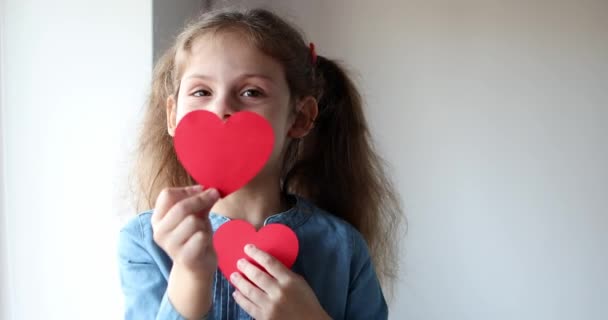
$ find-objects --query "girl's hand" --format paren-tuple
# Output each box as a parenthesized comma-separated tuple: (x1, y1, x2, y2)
(231, 244, 332, 320)
(151, 185, 220, 319)
(151, 185, 220, 274)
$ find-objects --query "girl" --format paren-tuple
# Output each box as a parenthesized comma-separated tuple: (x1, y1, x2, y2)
(119, 8, 402, 320)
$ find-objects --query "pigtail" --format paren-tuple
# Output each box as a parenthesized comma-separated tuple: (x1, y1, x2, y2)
(283, 56, 403, 293)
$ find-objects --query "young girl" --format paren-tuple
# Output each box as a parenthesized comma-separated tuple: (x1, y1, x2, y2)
(119, 8, 402, 320)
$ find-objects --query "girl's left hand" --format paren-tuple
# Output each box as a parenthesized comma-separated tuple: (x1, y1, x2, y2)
(231, 244, 331, 320)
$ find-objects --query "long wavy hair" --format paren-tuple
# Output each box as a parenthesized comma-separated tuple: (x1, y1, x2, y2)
(132, 8, 404, 293)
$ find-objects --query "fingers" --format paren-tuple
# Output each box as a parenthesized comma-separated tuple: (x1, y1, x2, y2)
(179, 231, 215, 267)
(236, 258, 279, 296)
(154, 188, 219, 236)
(244, 244, 291, 283)
(151, 185, 203, 225)
(151, 186, 220, 270)
(232, 290, 260, 319)
(230, 271, 269, 306)
(163, 214, 208, 255)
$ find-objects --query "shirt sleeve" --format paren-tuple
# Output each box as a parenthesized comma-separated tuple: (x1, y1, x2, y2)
(118, 218, 204, 320)
(345, 230, 389, 320)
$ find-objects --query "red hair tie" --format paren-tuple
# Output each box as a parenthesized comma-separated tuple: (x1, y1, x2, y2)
(309, 42, 317, 64)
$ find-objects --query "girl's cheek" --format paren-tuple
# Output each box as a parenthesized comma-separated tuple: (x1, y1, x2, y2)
(178, 99, 204, 116)
(175, 105, 194, 125)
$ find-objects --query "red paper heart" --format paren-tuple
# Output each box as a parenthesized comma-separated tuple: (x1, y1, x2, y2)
(213, 220, 299, 283)
(174, 110, 274, 197)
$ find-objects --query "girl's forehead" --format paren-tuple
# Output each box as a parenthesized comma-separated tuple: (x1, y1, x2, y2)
(180, 31, 284, 80)
(190, 30, 253, 53)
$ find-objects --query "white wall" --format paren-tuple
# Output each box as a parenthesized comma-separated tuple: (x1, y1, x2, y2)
(2, 0, 151, 319)
(0, 0, 10, 318)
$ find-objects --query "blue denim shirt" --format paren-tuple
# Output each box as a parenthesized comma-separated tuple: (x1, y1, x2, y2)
(118, 195, 388, 319)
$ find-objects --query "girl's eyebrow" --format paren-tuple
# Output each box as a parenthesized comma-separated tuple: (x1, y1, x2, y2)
(238, 74, 275, 83)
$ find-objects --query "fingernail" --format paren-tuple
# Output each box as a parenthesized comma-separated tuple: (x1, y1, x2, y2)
(245, 244, 255, 252)
(207, 188, 220, 200)
(186, 185, 203, 193)
(237, 258, 246, 267)
(231, 272, 239, 280)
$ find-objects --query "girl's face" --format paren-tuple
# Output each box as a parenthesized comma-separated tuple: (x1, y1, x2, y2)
(166, 31, 316, 176)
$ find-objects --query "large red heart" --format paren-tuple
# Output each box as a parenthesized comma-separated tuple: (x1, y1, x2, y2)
(174, 110, 274, 197)
(213, 220, 299, 283)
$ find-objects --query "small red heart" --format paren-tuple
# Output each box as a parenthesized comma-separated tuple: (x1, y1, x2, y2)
(174, 110, 274, 197)
(213, 220, 299, 283)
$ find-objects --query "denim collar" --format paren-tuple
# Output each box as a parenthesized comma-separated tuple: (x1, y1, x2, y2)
(208, 194, 313, 231)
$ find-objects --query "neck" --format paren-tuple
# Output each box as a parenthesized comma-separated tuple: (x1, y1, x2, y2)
(211, 172, 286, 228)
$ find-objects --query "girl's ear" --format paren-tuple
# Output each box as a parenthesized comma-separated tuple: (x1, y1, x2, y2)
(166, 95, 177, 137)
(288, 96, 318, 138)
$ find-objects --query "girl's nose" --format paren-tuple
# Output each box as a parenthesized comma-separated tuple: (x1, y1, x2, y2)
(210, 94, 237, 120)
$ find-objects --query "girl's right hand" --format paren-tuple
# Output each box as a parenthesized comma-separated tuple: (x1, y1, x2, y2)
(151, 185, 220, 319)
(151, 185, 220, 275)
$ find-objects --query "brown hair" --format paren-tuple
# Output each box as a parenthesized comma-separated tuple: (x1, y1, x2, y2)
(133, 8, 403, 292)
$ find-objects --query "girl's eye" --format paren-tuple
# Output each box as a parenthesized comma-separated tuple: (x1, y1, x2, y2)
(241, 89, 264, 98)
(193, 89, 211, 97)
